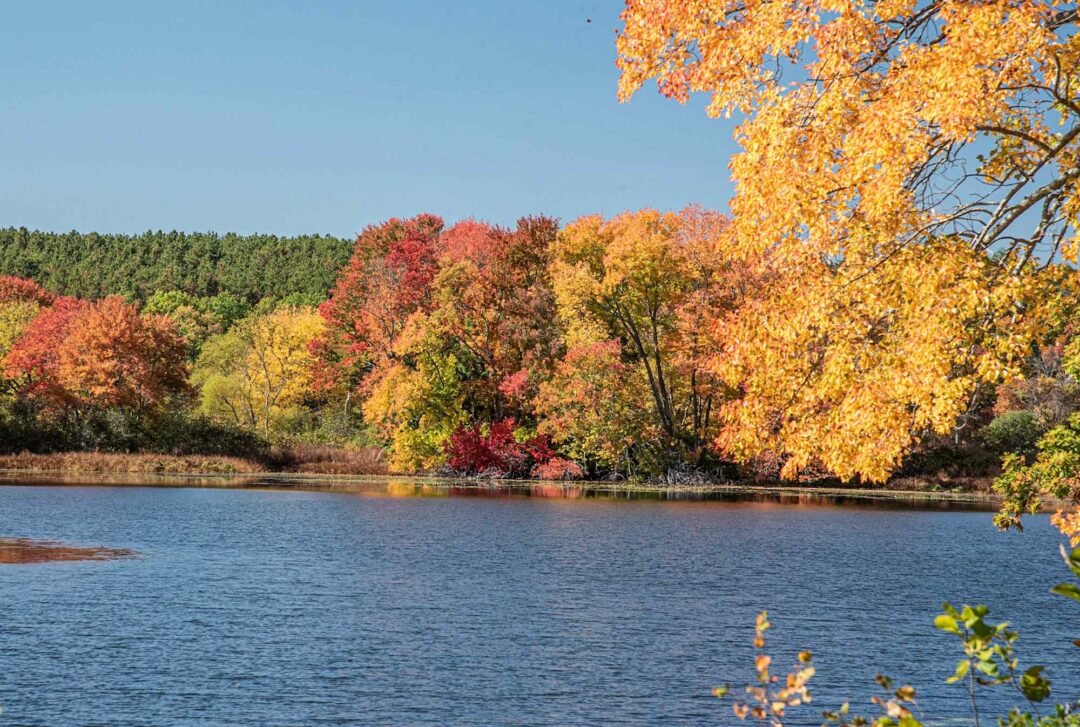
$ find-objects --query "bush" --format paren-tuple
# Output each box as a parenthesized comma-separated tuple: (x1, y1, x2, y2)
(531, 457, 585, 481)
(143, 412, 270, 460)
(444, 418, 556, 477)
(982, 410, 1040, 457)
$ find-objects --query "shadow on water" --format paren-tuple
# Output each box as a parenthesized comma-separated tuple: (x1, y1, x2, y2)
(0, 537, 138, 565)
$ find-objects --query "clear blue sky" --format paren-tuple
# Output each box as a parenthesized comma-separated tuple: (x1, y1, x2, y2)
(0, 1, 738, 237)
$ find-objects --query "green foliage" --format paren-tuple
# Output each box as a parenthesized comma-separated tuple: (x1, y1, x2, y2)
(141, 290, 252, 356)
(983, 410, 1041, 457)
(715, 551, 1080, 726)
(994, 414, 1080, 530)
(0, 227, 350, 303)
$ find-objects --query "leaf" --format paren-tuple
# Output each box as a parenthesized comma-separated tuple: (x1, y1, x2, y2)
(1061, 544, 1080, 578)
(1051, 582, 1080, 602)
(934, 614, 961, 635)
(894, 685, 916, 702)
(946, 660, 970, 684)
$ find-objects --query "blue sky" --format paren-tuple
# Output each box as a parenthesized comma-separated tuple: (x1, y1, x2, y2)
(0, 1, 738, 236)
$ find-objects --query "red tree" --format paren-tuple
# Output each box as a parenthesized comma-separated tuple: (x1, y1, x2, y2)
(2, 296, 88, 410)
(0, 276, 54, 306)
(312, 214, 444, 397)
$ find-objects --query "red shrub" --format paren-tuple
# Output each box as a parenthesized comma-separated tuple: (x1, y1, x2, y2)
(445, 418, 557, 477)
(531, 457, 585, 481)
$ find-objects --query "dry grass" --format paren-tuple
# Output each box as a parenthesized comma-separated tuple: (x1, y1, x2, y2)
(271, 445, 387, 475)
(0, 452, 263, 475)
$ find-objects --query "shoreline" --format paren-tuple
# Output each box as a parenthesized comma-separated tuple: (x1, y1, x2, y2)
(0, 467, 1023, 509)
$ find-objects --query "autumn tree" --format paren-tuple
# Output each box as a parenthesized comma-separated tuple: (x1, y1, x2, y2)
(194, 306, 324, 439)
(0, 276, 53, 364)
(56, 296, 189, 415)
(427, 216, 562, 422)
(3, 295, 188, 419)
(2, 297, 90, 413)
(354, 216, 563, 471)
(541, 207, 736, 472)
(616, 0, 1079, 481)
(0, 301, 40, 362)
(0, 276, 53, 306)
(312, 214, 444, 405)
(534, 339, 658, 475)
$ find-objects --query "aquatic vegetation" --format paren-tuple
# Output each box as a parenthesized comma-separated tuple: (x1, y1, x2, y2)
(0, 537, 137, 565)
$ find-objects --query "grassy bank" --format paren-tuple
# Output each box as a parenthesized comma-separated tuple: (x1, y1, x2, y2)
(0, 447, 387, 476)
(0, 452, 263, 474)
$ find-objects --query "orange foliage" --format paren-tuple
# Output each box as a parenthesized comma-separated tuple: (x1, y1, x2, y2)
(4, 295, 188, 415)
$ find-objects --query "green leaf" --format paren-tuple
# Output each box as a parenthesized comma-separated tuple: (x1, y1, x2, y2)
(1020, 665, 1050, 702)
(1061, 545, 1080, 578)
(946, 660, 971, 684)
(1051, 582, 1080, 602)
(934, 614, 961, 635)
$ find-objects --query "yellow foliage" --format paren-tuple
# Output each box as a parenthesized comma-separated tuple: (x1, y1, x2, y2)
(617, 0, 1080, 481)
(0, 301, 40, 360)
(193, 306, 324, 439)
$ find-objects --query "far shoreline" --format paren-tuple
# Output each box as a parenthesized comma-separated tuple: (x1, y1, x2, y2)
(0, 467, 1033, 511)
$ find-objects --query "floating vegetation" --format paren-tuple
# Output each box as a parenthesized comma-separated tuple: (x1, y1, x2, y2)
(0, 537, 137, 565)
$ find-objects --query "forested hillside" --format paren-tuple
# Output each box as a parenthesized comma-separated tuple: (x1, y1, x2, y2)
(0, 227, 352, 302)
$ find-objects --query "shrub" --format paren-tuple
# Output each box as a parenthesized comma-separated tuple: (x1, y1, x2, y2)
(445, 418, 555, 477)
(982, 410, 1040, 457)
(531, 457, 584, 481)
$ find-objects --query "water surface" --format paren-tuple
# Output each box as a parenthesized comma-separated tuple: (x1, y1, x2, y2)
(0, 483, 1076, 726)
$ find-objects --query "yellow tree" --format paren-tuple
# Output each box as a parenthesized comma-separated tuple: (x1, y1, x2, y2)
(0, 301, 41, 361)
(193, 307, 324, 439)
(545, 207, 736, 465)
(617, 0, 1079, 481)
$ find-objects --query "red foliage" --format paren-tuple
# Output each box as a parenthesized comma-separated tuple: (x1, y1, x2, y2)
(444, 418, 556, 476)
(312, 214, 444, 393)
(0, 276, 53, 306)
(531, 457, 585, 481)
(2, 296, 88, 408)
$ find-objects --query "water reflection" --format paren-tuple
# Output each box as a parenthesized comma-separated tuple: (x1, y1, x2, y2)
(0, 471, 1006, 511)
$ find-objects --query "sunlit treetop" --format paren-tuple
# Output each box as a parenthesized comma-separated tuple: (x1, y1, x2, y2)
(617, 0, 1080, 265)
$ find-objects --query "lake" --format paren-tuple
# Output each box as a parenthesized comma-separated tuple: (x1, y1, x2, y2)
(0, 482, 1076, 726)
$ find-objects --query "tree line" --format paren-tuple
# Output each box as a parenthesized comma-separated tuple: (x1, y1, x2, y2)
(0, 227, 351, 303)
(2, 209, 1079, 495)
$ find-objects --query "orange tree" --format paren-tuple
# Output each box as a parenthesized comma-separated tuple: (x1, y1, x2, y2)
(617, 0, 1079, 482)
(3, 295, 188, 424)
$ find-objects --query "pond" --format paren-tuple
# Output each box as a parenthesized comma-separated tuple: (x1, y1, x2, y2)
(0, 481, 1076, 726)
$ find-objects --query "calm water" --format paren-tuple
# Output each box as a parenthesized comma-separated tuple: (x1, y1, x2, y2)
(0, 483, 1076, 726)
